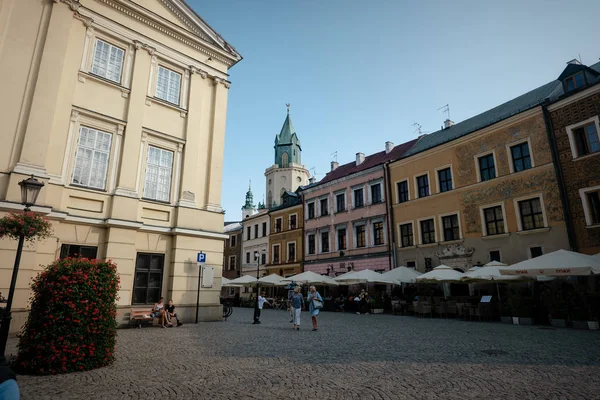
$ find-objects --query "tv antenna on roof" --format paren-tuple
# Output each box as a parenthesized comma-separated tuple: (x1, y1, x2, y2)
(437, 104, 450, 120)
(412, 122, 423, 135)
(330, 151, 337, 162)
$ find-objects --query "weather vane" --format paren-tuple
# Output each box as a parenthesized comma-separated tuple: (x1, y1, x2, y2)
(286, 103, 290, 114)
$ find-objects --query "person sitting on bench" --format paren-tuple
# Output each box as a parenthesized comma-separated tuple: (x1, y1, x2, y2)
(151, 297, 167, 327)
(165, 300, 182, 327)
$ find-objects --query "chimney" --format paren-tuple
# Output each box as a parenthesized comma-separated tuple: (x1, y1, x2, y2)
(355, 152, 365, 166)
(443, 119, 454, 129)
(567, 58, 581, 65)
(385, 141, 394, 154)
(309, 176, 316, 184)
(330, 161, 339, 171)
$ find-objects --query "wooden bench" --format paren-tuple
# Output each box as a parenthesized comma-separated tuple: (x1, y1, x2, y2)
(130, 308, 158, 328)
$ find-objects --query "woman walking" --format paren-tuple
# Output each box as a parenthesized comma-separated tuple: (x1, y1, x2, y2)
(307, 285, 323, 331)
(290, 287, 304, 330)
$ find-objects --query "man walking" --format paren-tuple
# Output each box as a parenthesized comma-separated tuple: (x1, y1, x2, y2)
(253, 292, 271, 324)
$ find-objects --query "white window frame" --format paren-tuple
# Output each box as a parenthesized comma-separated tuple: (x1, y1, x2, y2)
(319, 230, 331, 253)
(319, 195, 330, 217)
(71, 125, 113, 190)
(286, 241, 296, 262)
(395, 179, 410, 204)
(474, 150, 498, 183)
(289, 213, 298, 230)
(352, 186, 365, 208)
(579, 185, 600, 227)
(155, 65, 182, 105)
(371, 218, 386, 246)
(506, 137, 535, 173)
(272, 244, 281, 264)
(353, 221, 368, 248)
(513, 193, 548, 232)
(228, 255, 236, 271)
(417, 216, 437, 245)
(89, 38, 126, 84)
(479, 202, 509, 236)
(306, 201, 316, 220)
(397, 220, 415, 248)
(275, 217, 283, 233)
(528, 245, 544, 259)
(335, 224, 348, 251)
(306, 232, 316, 255)
(334, 190, 346, 213)
(566, 116, 600, 159)
(368, 180, 385, 204)
(435, 165, 454, 193)
(143, 145, 174, 202)
(414, 171, 432, 198)
(438, 211, 462, 242)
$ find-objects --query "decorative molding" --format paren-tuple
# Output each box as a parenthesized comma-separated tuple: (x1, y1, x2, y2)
(435, 243, 474, 258)
(0, 201, 52, 215)
(12, 163, 50, 179)
(223, 81, 231, 89)
(114, 188, 139, 198)
(212, 77, 222, 86)
(70, 110, 80, 122)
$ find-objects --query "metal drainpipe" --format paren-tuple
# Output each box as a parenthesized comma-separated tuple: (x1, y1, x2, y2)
(541, 102, 578, 251)
(384, 162, 397, 270)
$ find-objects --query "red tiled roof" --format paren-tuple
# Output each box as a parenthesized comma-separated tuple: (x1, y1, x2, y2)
(317, 138, 419, 186)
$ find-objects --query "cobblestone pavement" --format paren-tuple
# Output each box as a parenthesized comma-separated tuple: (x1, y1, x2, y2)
(7, 308, 600, 400)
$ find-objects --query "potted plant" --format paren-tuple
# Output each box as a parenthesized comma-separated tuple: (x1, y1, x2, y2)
(371, 297, 384, 314)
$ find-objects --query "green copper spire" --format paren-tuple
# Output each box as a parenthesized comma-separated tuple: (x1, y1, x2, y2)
(274, 104, 302, 166)
(242, 180, 255, 210)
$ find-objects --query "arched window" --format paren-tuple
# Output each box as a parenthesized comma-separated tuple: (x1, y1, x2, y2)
(281, 152, 289, 167)
(267, 191, 272, 207)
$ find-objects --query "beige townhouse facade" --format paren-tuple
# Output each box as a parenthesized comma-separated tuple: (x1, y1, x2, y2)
(0, 0, 241, 331)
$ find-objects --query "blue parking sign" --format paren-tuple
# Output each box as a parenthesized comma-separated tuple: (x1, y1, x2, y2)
(197, 252, 206, 263)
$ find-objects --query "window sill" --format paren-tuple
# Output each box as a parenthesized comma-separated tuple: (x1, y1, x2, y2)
(585, 224, 600, 229)
(335, 210, 347, 214)
(141, 198, 172, 206)
(372, 243, 386, 248)
(68, 183, 108, 194)
(398, 245, 416, 251)
(481, 233, 510, 240)
(370, 201, 384, 205)
(78, 71, 130, 98)
(516, 227, 551, 236)
(440, 239, 463, 245)
(146, 96, 188, 117)
(572, 151, 600, 162)
(417, 243, 437, 248)
(353, 205, 365, 210)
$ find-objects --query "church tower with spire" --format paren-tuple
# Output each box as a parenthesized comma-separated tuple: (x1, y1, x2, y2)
(241, 181, 257, 220)
(265, 105, 310, 208)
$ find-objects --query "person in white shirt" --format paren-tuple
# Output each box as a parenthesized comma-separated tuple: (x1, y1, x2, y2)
(253, 292, 271, 324)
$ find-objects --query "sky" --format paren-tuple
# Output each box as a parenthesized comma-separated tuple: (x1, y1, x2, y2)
(188, 0, 600, 221)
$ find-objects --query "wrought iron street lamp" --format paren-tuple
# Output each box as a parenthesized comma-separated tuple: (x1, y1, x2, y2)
(0, 175, 44, 366)
(252, 250, 266, 324)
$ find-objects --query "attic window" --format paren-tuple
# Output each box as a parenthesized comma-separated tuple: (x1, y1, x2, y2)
(565, 72, 584, 92)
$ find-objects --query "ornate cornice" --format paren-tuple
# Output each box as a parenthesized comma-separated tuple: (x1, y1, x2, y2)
(93, 0, 237, 66)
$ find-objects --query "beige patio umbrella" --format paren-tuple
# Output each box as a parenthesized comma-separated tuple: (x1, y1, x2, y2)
(227, 275, 258, 286)
(500, 249, 600, 277)
(258, 274, 287, 286)
(462, 264, 527, 302)
(334, 269, 395, 285)
(416, 265, 464, 283)
(382, 266, 422, 284)
(221, 277, 236, 287)
(282, 271, 339, 285)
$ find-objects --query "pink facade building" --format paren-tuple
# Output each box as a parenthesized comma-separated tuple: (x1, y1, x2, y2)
(302, 140, 418, 276)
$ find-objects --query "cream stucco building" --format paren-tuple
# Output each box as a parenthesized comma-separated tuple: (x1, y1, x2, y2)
(0, 0, 241, 331)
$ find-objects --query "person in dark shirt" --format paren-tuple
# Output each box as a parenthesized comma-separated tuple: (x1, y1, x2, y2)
(165, 300, 182, 327)
(0, 366, 19, 399)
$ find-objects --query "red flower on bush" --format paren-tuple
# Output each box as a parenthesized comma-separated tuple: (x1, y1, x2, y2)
(15, 258, 120, 375)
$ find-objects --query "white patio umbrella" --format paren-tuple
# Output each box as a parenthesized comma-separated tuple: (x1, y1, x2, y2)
(221, 277, 236, 287)
(282, 271, 339, 285)
(334, 269, 395, 285)
(227, 275, 258, 286)
(416, 265, 464, 283)
(500, 249, 600, 277)
(382, 267, 422, 284)
(484, 261, 508, 267)
(258, 274, 287, 286)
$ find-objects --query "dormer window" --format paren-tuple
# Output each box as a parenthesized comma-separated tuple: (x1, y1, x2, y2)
(565, 72, 584, 92)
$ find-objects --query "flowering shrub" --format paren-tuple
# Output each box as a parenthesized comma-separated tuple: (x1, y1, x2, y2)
(16, 258, 120, 375)
(0, 211, 52, 242)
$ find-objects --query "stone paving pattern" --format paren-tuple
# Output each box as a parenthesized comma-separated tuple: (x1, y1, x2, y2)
(7, 308, 600, 399)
